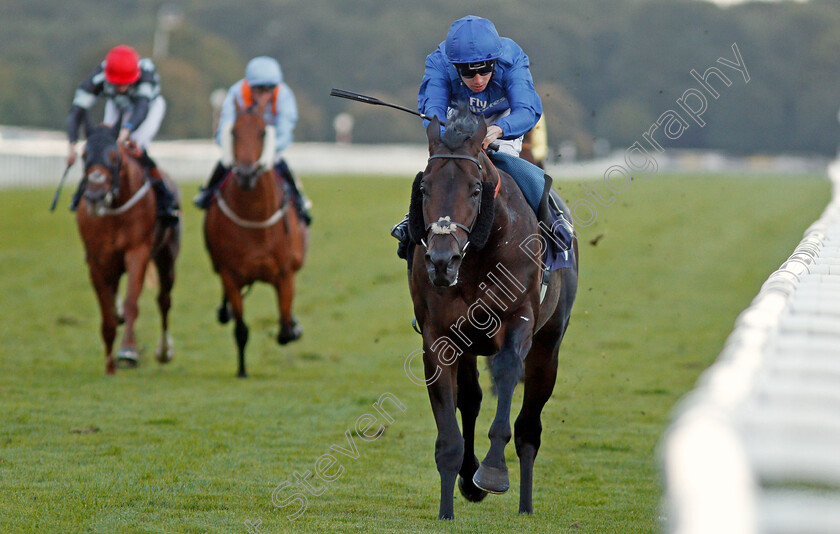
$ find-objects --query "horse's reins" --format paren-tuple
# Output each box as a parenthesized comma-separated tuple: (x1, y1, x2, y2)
(94, 180, 152, 216)
(422, 151, 501, 253)
(215, 170, 288, 229)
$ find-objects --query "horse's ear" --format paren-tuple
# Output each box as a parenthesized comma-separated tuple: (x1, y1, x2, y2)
(234, 98, 241, 115)
(469, 182, 496, 250)
(426, 116, 441, 153)
(407, 171, 426, 245)
(108, 146, 126, 178)
(468, 117, 488, 155)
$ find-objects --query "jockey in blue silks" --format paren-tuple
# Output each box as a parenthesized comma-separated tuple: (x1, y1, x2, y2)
(194, 56, 312, 225)
(419, 15, 542, 156)
(392, 15, 549, 257)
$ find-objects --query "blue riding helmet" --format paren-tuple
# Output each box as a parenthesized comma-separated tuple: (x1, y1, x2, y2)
(245, 56, 283, 86)
(444, 15, 502, 64)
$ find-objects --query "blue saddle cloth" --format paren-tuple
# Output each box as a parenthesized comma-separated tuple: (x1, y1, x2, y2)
(488, 151, 575, 271)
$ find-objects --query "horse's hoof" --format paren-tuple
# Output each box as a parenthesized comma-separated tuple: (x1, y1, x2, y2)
(155, 334, 174, 363)
(217, 303, 230, 324)
(472, 463, 509, 494)
(437, 506, 455, 521)
(278, 322, 302, 345)
(116, 348, 139, 368)
(458, 475, 488, 502)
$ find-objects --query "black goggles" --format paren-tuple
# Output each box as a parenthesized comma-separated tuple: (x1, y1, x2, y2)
(455, 60, 496, 78)
(251, 84, 277, 92)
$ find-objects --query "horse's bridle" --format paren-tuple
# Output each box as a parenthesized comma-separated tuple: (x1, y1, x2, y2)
(421, 153, 489, 253)
(84, 145, 123, 210)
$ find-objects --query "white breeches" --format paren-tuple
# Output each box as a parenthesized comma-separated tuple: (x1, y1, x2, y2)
(103, 96, 166, 150)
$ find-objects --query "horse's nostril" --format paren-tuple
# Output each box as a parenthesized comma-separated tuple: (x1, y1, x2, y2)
(427, 249, 461, 270)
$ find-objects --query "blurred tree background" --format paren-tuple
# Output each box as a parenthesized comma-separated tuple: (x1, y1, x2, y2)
(1, 0, 839, 155)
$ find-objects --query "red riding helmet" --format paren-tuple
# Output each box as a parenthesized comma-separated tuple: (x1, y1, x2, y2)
(104, 45, 141, 85)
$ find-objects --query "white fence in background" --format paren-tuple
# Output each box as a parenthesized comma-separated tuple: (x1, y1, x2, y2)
(0, 125, 828, 189)
(663, 160, 840, 534)
(0, 133, 431, 189)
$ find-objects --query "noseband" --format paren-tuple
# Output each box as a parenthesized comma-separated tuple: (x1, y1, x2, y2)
(84, 144, 123, 210)
(422, 153, 487, 253)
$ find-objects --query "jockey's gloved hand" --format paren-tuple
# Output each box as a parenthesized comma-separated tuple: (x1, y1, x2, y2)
(482, 125, 503, 150)
(117, 127, 131, 145)
(67, 143, 77, 166)
(124, 141, 144, 159)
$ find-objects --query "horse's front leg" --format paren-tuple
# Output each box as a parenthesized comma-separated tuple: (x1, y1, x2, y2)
(89, 269, 120, 375)
(220, 271, 248, 378)
(456, 355, 487, 503)
(275, 273, 301, 345)
(118, 246, 152, 367)
(423, 339, 463, 520)
(474, 312, 533, 495)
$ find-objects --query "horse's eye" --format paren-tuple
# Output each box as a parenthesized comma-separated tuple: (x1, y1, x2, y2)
(471, 185, 481, 197)
(420, 184, 427, 197)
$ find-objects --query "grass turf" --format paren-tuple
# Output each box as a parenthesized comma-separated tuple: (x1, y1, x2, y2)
(0, 172, 829, 533)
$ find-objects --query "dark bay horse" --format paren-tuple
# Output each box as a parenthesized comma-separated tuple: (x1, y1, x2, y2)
(406, 109, 578, 519)
(76, 123, 181, 375)
(203, 100, 309, 377)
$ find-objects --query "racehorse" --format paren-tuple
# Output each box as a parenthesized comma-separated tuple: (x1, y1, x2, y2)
(76, 122, 181, 375)
(406, 107, 578, 519)
(203, 100, 309, 378)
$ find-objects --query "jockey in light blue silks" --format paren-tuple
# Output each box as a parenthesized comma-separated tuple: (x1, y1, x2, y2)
(194, 56, 312, 225)
(391, 15, 552, 258)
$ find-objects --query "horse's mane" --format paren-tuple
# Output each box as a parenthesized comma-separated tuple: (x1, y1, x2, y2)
(441, 103, 482, 150)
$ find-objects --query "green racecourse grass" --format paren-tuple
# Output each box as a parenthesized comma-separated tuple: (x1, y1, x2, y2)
(0, 172, 830, 533)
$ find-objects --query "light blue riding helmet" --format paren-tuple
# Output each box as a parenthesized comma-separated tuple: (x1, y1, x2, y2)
(444, 15, 502, 64)
(245, 56, 283, 86)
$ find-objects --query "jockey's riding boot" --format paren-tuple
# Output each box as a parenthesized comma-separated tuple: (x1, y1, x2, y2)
(136, 150, 180, 228)
(150, 178, 180, 228)
(69, 178, 87, 211)
(276, 160, 312, 225)
(391, 214, 410, 260)
(194, 161, 229, 210)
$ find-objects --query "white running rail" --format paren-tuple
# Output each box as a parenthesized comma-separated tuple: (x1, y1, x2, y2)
(662, 161, 840, 534)
(0, 135, 430, 188)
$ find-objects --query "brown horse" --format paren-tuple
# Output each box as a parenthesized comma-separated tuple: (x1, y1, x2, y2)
(203, 100, 308, 377)
(76, 123, 181, 375)
(406, 107, 578, 519)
